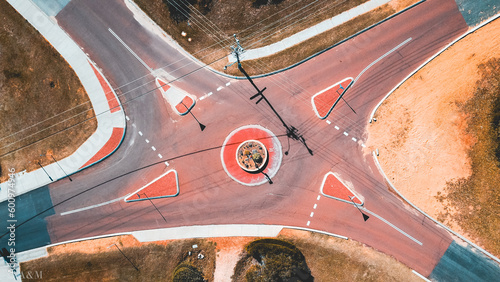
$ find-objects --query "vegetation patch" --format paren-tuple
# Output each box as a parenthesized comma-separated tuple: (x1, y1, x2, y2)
(436, 58, 500, 256)
(0, 1, 97, 181)
(232, 238, 313, 281)
(133, 0, 418, 75)
(20, 238, 216, 281)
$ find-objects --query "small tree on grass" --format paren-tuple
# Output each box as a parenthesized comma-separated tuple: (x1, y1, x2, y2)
(172, 262, 205, 282)
(244, 239, 313, 281)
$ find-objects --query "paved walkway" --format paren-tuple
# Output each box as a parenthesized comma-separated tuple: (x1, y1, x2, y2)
(228, 0, 392, 62)
(0, 0, 126, 202)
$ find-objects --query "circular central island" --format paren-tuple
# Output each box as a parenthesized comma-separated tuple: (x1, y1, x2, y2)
(236, 140, 268, 172)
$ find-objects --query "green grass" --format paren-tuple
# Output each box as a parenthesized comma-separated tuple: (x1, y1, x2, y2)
(0, 1, 97, 181)
(436, 58, 500, 257)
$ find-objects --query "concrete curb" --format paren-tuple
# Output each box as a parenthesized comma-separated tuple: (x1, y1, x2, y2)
(215, 0, 428, 80)
(14, 224, 350, 263)
(371, 151, 500, 265)
(0, 0, 126, 201)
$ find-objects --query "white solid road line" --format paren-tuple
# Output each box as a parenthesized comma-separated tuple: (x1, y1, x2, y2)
(354, 37, 412, 83)
(362, 207, 423, 245)
(61, 196, 126, 216)
(109, 28, 153, 72)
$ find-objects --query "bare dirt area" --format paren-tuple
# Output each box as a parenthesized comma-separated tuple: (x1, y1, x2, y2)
(0, 1, 97, 182)
(133, 0, 420, 75)
(366, 18, 500, 255)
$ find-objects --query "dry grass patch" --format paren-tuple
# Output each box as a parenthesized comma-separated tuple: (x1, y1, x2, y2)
(134, 0, 419, 75)
(0, 1, 97, 181)
(21, 236, 216, 281)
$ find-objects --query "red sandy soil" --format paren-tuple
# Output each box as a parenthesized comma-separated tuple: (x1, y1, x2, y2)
(365, 19, 500, 239)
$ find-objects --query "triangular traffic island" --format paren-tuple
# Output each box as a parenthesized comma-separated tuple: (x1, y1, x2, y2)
(312, 77, 353, 119)
(155, 77, 196, 116)
(175, 95, 195, 116)
(320, 172, 363, 205)
(124, 169, 179, 203)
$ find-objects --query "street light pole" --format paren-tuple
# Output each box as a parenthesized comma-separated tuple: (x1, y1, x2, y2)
(348, 195, 369, 221)
(107, 244, 139, 271)
(180, 101, 206, 131)
(37, 161, 53, 181)
(51, 155, 72, 181)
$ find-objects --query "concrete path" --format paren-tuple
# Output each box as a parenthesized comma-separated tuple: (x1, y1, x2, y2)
(228, 0, 392, 62)
(0, 0, 126, 202)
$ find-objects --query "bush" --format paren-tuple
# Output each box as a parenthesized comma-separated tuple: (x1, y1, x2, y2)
(172, 262, 205, 282)
(244, 239, 312, 281)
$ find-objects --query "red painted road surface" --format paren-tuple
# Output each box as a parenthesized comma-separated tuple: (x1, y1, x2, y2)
(175, 96, 195, 115)
(125, 170, 178, 202)
(79, 127, 124, 169)
(321, 172, 363, 205)
(41, 0, 483, 278)
(89, 61, 120, 113)
(312, 78, 353, 118)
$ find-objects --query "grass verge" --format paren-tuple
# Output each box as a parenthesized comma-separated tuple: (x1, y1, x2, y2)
(133, 0, 419, 76)
(232, 229, 420, 281)
(436, 58, 500, 257)
(20, 236, 216, 281)
(0, 1, 97, 181)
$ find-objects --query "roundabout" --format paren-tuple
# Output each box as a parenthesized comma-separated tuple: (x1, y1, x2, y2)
(221, 125, 282, 186)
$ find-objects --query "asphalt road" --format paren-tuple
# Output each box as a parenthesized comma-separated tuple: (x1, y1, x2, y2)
(10, 0, 499, 279)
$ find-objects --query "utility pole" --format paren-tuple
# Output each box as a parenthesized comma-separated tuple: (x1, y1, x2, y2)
(226, 34, 313, 156)
(180, 101, 206, 131)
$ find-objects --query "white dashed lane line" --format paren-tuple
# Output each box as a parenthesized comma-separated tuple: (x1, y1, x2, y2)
(152, 146, 156, 151)
(138, 131, 143, 136)
(313, 204, 317, 209)
(216, 86, 223, 91)
(310, 212, 314, 217)
(125, 115, 130, 121)
(158, 154, 163, 159)
(307, 221, 311, 226)
(326, 120, 331, 124)
(225, 82, 231, 86)
(343, 132, 349, 136)
(145, 139, 150, 143)
(334, 125, 340, 130)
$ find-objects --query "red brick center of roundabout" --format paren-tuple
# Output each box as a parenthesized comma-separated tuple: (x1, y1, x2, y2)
(221, 125, 282, 186)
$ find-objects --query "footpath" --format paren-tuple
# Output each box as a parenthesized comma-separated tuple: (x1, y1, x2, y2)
(228, 0, 393, 62)
(0, 0, 126, 203)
